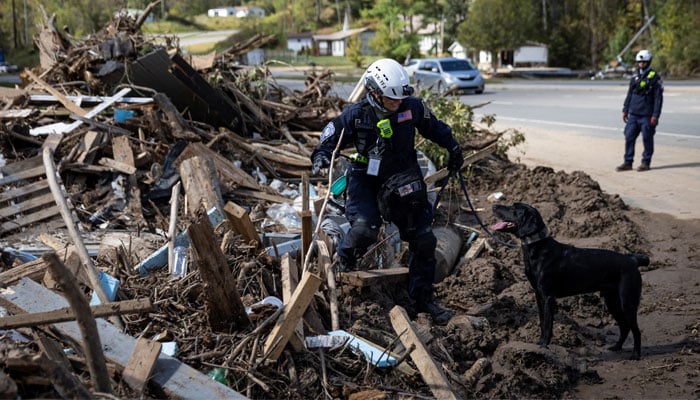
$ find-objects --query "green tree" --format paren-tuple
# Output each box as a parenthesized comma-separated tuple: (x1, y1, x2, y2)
(345, 35, 364, 67)
(362, 0, 418, 60)
(654, 0, 700, 76)
(457, 0, 536, 71)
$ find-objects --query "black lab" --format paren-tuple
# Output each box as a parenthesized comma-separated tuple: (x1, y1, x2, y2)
(491, 202, 648, 360)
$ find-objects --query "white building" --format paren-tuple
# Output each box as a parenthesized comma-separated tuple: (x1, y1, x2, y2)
(208, 6, 265, 18)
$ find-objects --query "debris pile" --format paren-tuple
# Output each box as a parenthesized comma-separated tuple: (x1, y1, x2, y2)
(0, 3, 669, 400)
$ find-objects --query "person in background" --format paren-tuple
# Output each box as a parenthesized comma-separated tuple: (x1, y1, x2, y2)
(617, 49, 664, 172)
(310, 58, 463, 324)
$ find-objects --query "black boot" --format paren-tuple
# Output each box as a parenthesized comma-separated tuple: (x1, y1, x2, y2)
(415, 288, 454, 325)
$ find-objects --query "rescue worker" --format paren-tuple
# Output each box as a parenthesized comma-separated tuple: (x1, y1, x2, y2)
(310, 58, 463, 324)
(617, 49, 664, 172)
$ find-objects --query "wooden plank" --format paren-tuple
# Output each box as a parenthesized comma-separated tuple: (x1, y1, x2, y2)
(389, 306, 459, 400)
(0, 298, 153, 329)
(263, 272, 323, 361)
(122, 337, 162, 393)
(464, 238, 486, 261)
(424, 143, 497, 185)
(338, 267, 409, 288)
(1, 278, 247, 400)
(111, 135, 135, 168)
(75, 131, 102, 164)
(24, 68, 88, 117)
(0, 258, 47, 287)
(0, 154, 42, 176)
(0, 164, 46, 186)
(279, 253, 305, 352)
(1, 205, 61, 234)
(0, 191, 55, 218)
(98, 157, 138, 175)
(0, 179, 50, 202)
(224, 201, 261, 247)
(231, 188, 294, 204)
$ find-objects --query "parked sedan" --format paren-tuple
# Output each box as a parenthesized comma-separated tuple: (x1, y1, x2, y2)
(413, 57, 484, 94)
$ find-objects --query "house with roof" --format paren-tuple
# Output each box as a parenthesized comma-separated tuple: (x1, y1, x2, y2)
(449, 41, 548, 70)
(286, 33, 314, 54)
(313, 27, 374, 57)
(208, 6, 265, 18)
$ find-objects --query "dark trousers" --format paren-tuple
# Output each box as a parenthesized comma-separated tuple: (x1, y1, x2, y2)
(338, 167, 436, 298)
(623, 113, 655, 165)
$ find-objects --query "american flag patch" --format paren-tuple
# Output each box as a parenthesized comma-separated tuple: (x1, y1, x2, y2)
(397, 110, 412, 123)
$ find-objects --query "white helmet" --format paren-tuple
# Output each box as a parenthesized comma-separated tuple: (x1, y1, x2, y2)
(364, 58, 414, 99)
(635, 50, 652, 62)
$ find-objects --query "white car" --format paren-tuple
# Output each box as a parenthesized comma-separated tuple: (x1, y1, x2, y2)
(0, 62, 18, 74)
(413, 57, 485, 94)
(404, 58, 422, 81)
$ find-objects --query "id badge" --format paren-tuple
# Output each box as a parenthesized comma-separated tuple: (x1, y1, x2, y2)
(367, 154, 381, 176)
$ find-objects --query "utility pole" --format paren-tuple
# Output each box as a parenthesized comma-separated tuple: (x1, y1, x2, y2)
(24, 0, 29, 46)
(11, 0, 18, 48)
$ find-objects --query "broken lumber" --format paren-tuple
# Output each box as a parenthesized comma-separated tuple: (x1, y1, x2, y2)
(44, 252, 113, 394)
(424, 143, 497, 185)
(389, 305, 459, 400)
(280, 253, 305, 351)
(1, 278, 247, 399)
(224, 201, 261, 247)
(338, 267, 409, 288)
(263, 272, 323, 361)
(0, 298, 153, 329)
(122, 337, 162, 393)
(188, 214, 251, 332)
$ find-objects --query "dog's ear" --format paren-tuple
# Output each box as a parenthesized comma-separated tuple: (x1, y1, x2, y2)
(516, 203, 547, 237)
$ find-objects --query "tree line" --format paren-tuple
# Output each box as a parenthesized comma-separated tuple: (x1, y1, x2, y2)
(1, 0, 698, 76)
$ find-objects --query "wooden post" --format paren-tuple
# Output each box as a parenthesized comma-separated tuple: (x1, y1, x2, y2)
(317, 240, 339, 331)
(188, 216, 251, 332)
(300, 173, 312, 267)
(178, 156, 224, 219)
(280, 253, 305, 351)
(43, 252, 113, 395)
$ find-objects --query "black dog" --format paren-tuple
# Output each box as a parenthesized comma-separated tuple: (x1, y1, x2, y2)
(491, 202, 648, 360)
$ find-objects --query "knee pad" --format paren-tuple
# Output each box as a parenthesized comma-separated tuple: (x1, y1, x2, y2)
(346, 217, 380, 251)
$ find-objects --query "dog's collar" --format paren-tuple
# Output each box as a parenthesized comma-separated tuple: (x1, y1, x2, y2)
(521, 227, 550, 245)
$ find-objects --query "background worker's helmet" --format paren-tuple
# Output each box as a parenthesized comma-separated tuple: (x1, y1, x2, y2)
(635, 50, 653, 63)
(364, 59, 414, 100)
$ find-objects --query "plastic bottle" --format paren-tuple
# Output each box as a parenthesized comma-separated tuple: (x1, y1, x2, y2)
(172, 246, 188, 278)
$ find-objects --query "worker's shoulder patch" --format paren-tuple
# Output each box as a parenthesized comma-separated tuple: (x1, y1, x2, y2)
(320, 121, 335, 142)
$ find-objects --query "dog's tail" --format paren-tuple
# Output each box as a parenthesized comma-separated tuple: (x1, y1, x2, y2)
(628, 253, 650, 267)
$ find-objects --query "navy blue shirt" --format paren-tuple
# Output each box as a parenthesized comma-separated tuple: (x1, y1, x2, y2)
(312, 95, 458, 182)
(623, 68, 663, 119)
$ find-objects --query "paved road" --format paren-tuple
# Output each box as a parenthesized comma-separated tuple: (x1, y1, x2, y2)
(457, 80, 700, 220)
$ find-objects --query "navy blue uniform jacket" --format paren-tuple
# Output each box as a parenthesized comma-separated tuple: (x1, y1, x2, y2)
(312, 96, 458, 183)
(623, 69, 663, 119)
